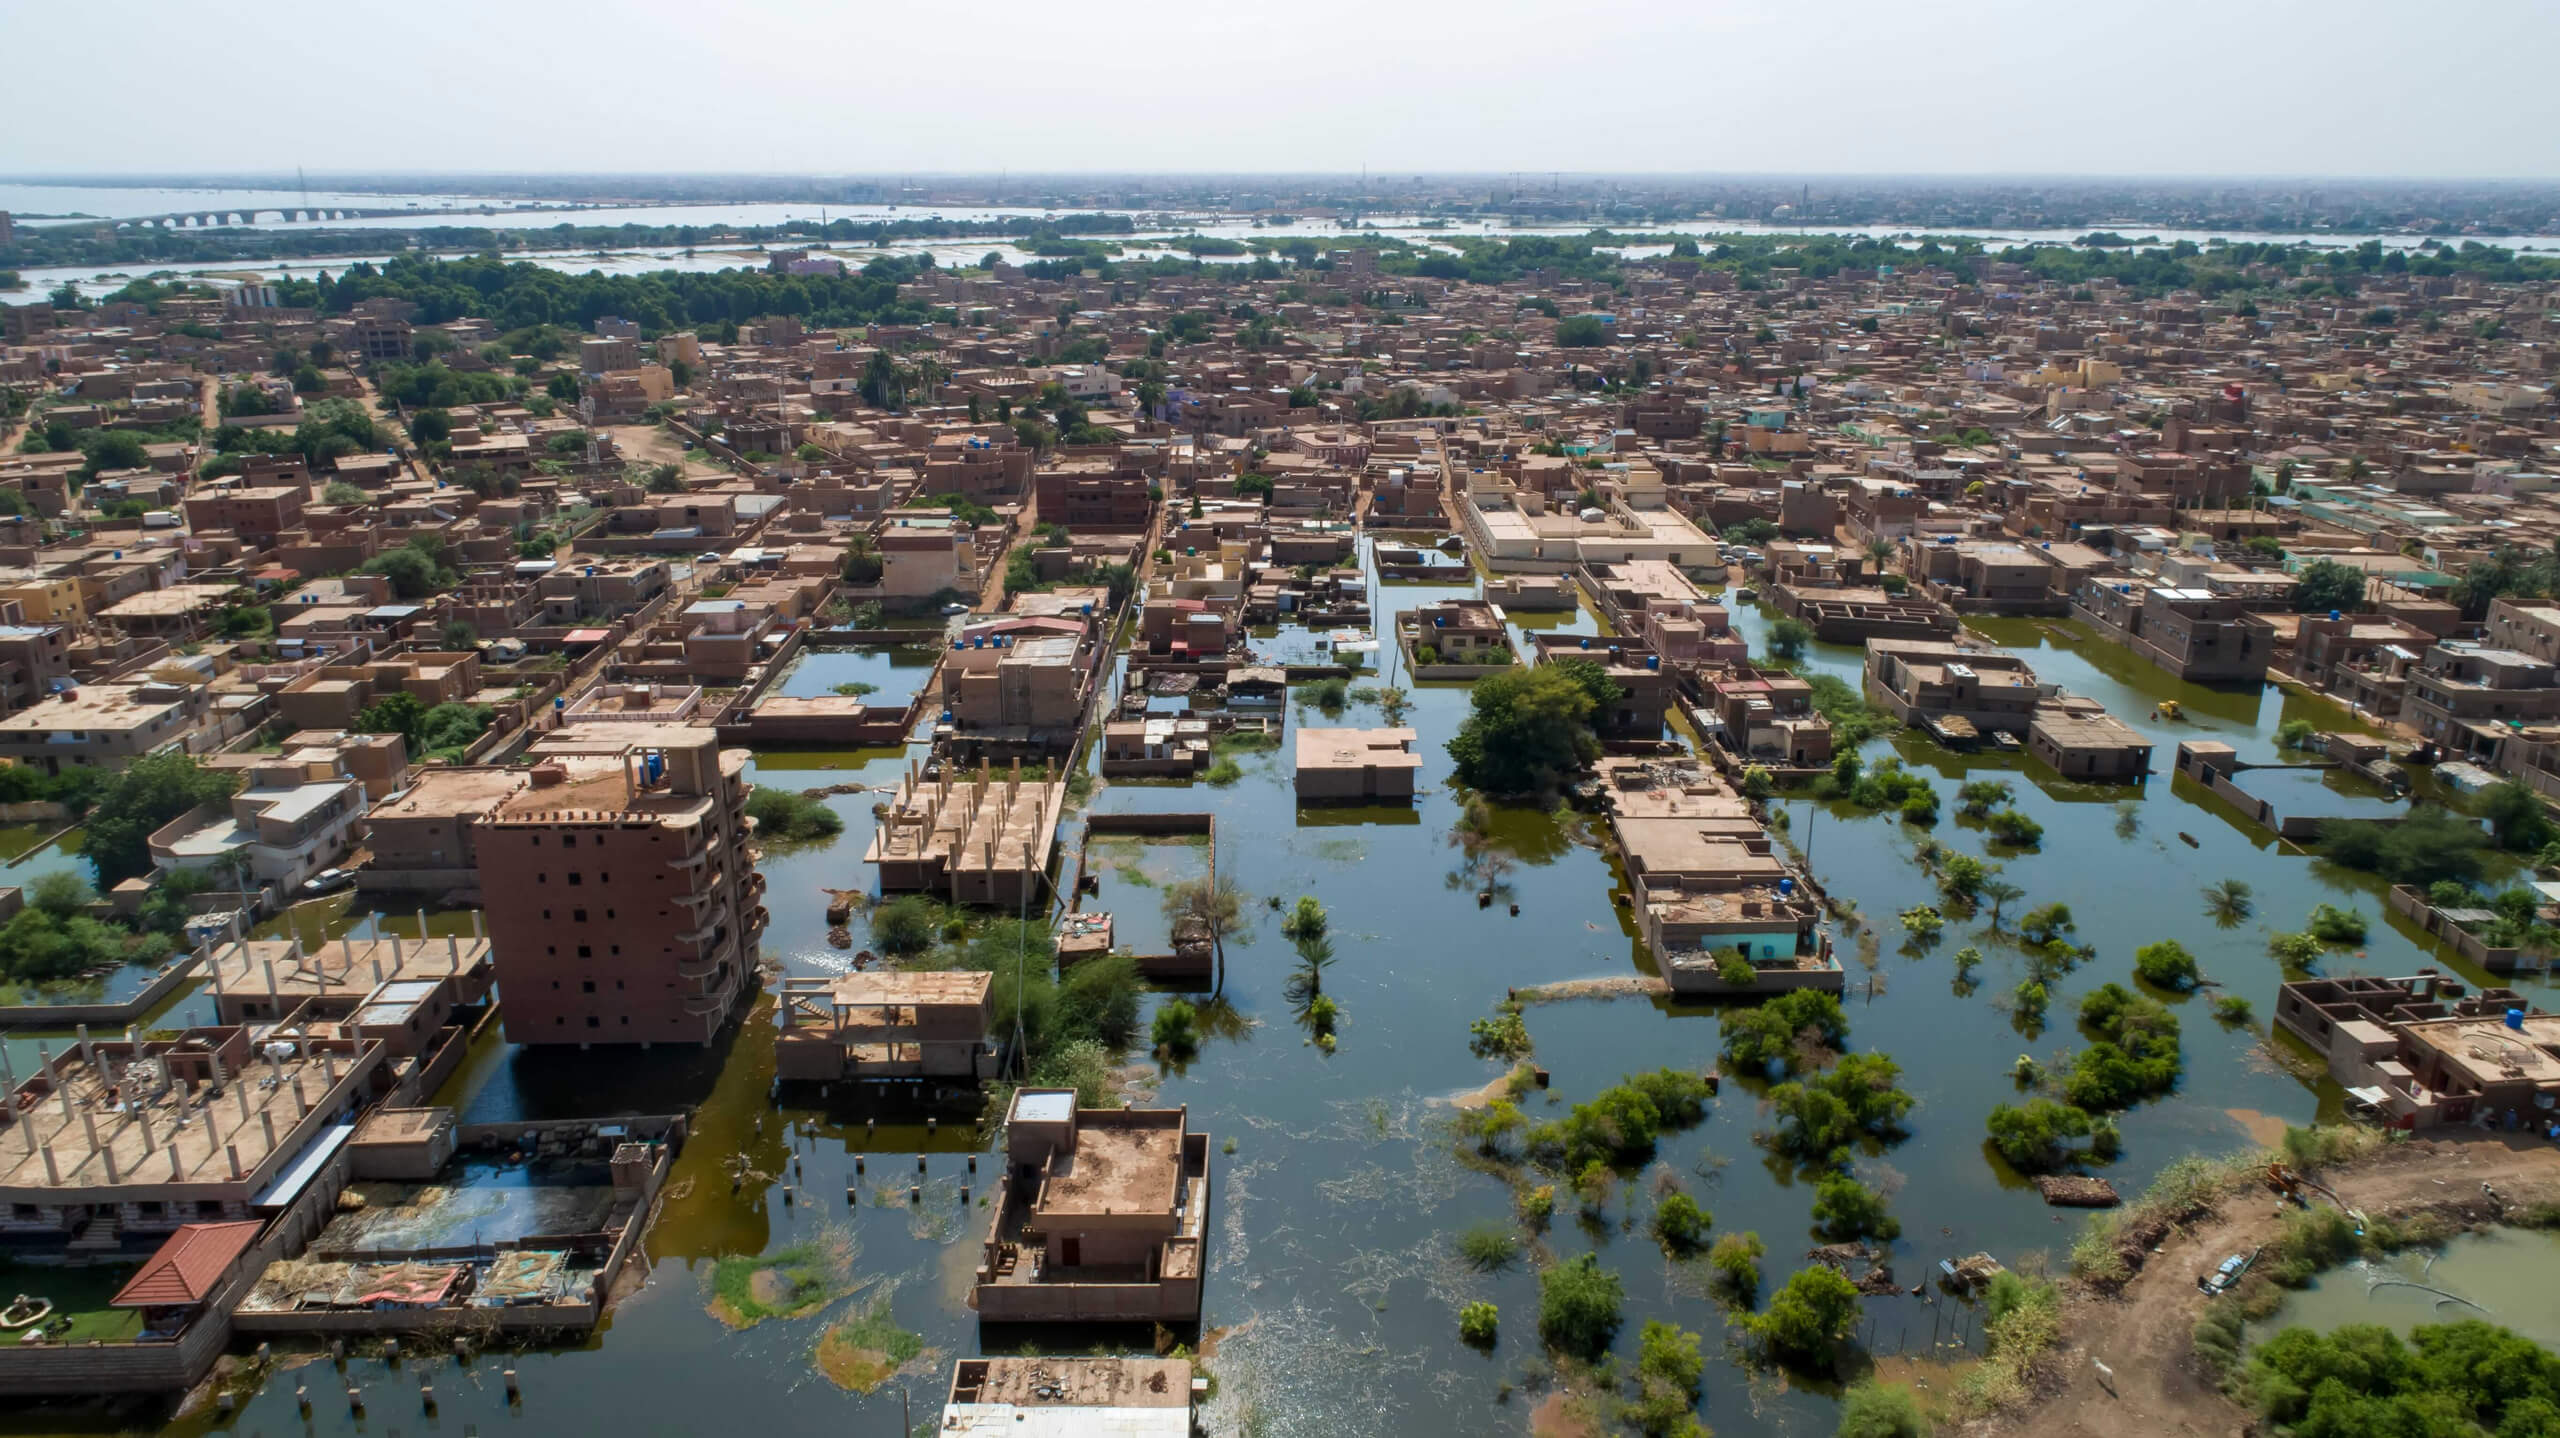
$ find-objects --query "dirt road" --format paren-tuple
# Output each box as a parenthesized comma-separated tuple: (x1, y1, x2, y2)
(1970, 1134, 2560, 1438)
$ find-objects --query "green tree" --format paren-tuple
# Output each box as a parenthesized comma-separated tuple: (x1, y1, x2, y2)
(1536, 1254, 1625, 1360)
(1985, 1098, 2094, 1172)
(2290, 558, 2368, 614)
(80, 754, 239, 883)
(1767, 617, 1814, 660)
(2133, 938, 2201, 989)
(1811, 1173, 1900, 1242)
(1742, 1266, 1861, 1365)
(1445, 661, 1618, 795)
(1555, 315, 1609, 347)
(1652, 1190, 1712, 1255)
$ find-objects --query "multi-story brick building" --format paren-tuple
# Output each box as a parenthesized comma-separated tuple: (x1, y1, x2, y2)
(477, 725, 766, 1046)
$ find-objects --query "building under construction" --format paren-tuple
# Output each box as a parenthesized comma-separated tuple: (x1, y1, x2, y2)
(862, 757, 1064, 908)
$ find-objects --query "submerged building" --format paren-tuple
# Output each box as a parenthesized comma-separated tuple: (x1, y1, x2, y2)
(479, 724, 767, 1046)
(973, 1089, 1210, 1323)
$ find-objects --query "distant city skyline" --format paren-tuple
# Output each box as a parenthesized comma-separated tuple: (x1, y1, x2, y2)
(3, 0, 2556, 179)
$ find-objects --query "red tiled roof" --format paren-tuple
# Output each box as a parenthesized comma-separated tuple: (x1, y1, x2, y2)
(112, 1221, 263, 1308)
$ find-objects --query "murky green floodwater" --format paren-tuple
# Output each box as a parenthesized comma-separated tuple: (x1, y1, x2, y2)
(15, 546, 2559, 1437)
(2245, 1228, 2560, 1350)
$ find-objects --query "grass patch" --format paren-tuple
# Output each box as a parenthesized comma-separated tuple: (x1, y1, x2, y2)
(708, 1233, 856, 1328)
(1954, 1270, 2062, 1415)
(814, 1300, 924, 1393)
(1211, 728, 1281, 756)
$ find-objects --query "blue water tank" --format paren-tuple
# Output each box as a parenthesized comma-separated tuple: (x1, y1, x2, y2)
(2508, 1008, 2528, 1032)
(1777, 877, 1794, 894)
(1646, 655, 1660, 670)
(646, 753, 665, 784)
(2331, 610, 2343, 621)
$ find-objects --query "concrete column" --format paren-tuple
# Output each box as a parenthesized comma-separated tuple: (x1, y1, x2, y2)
(259, 1111, 275, 1150)
(38, 1144, 57, 1184)
(99, 1144, 117, 1184)
(292, 1078, 307, 1117)
(167, 1146, 181, 1181)
(226, 1144, 242, 1181)
(75, 1025, 92, 1071)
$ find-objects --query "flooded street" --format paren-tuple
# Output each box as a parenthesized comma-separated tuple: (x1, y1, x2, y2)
(9, 543, 2553, 1438)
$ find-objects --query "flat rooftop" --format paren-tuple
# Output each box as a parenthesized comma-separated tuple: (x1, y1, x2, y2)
(1293, 726, 1420, 773)
(1036, 1115, 1183, 1220)
(209, 934, 492, 1002)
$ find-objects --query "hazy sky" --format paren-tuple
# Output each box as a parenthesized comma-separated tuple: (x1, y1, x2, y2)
(6, 0, 2557, 179)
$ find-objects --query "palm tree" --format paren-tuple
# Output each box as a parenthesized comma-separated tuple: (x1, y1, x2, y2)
(2202, 879, 2255, 927)
(1979, 879, 2026, 930)
(1163, 873, 1248, 996)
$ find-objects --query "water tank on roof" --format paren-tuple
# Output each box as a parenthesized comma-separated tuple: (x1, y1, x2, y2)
(2509, 1008, 2528, 1032)
(1646, 655, 1660, 670)
(2331, 610, 2343, 621)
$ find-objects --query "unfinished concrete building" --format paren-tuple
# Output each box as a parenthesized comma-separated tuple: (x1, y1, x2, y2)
(773, 971, 1000, 1082)
(974, 1089, 1209, 1324)
(863, 758, 1064, 908)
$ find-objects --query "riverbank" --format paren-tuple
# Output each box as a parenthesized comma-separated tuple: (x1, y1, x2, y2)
(1966, 1132, 2560, 1437)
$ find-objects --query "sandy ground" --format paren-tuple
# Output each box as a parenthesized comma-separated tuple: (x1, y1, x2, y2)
(1966, 1133, 2560, 1438)
(607, 422, 725, 478)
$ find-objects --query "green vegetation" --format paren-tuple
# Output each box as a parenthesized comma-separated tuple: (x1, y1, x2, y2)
(1810, 1173, 1901, 1242)
(1762, 1053, 1914, 1166)
(1536, 1253, 1624, 1360)
(1720, 990, 1848, 1077)
(2275, 718, 2319, 751)
(1983, 807, 2043, 847)
(357, 535, 461, 599)
(1445, 659, 1620, 794)
(1469, 999, 1532, 1060)
(2289, 558, 2369, 613)
(1522, 1068, 1715, 1175)
(81, 753, 237, 883)
(813, 1300, 924, 1394)
(2204, 878, 2256, 925)
(1619, 1320, 1707, 1435)
(869, 896, 938, 956)
(828, 681, 879, 699)
(1651, 1190, 1712, 1255)
(1837, 1379, 1931, 1437)
(2064, 983, 2185, 1110)
(1457, 1301, 1499, 1347)
(1898, 905, 1944, 939)
(707, 1236, 854, 1328)
(2317, 807, 2488, 887)
(1709, 1230, 1765, 1303)
(1803, 673, 1895, 747)
(1738, 1265, 1861, 1366)
(1955, 1271, 2062, 1414)
(2306, 902, 2368, 944)
(1956, 779, 2013, 817)
(1455, 1222, 1522, 1272)
(2214, 995, 2256, 1025)
(1985, 1098, 2097, 1172)
(2243, 1320, 2560, 1436)
(1150, 998, 1200, 1057)
(1766, 617, 1814, 660)
(355, 693, 494, 762)
(744, 787, 845, 844)
(2133, 938, 2201, 989)
(2267, 929, 2325, 968)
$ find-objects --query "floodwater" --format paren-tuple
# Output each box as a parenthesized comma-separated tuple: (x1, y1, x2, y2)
(2244, 1227, 2560, 1350)
(9, 544, 2556, 1438)
(764, 643, 939, 707)
(9, 183, 2532, 305)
